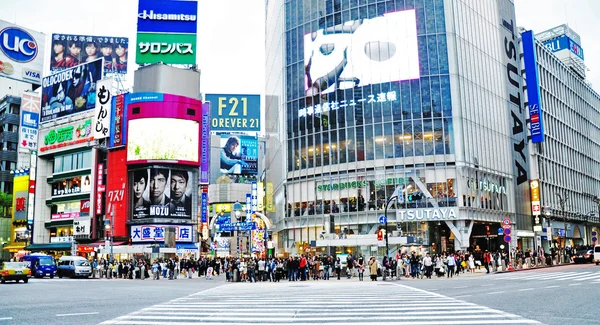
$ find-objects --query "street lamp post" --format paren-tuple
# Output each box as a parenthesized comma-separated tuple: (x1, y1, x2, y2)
(232, 201, 242, 257)
(555, 192, 568, 264)
(104, 214, 113, 264)
(384, 187, 402, 258)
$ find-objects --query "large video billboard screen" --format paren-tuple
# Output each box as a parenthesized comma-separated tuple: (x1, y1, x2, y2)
(131, 167, 195, 219)
(0, 20, 46, 85)
(50, 34, 129, 75)
(219, 135, 258, 175)
(127, 118, 199, 164)
(40, 58, 103, 123)
(304, 9, 419, 97)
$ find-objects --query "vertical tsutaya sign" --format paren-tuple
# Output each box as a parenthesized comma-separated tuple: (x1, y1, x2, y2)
(136, 0, 198, 65)
(521, 31, 544, 143)
(200, 102, 210, 184)
(111, 93, 125, 147)
(500, 1, 530, 229)
(205, 94, 261, 132)
(94, 78, 113, 139)
(96, 163, 105, 215)
(530, 179, 541, 216)
(0, 20, 45, 84)
(19, 92, 40, 151)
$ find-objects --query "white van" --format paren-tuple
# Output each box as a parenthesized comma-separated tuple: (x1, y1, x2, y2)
(594, 245, 600, 265)
(57, 256, 91, 278)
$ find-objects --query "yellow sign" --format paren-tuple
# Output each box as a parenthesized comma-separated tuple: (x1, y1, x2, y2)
(530, 180, 541, 216)
(12, 174, 29, 222)
(257, 182, 275, 213)
(212, 203, 232, 213)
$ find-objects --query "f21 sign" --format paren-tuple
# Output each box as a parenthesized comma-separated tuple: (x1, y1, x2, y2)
(94, 78, 113, 139)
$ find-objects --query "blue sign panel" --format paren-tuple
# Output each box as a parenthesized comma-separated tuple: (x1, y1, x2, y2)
(137, 0, 198, 34)
(0, 27, 38, 63)
(522, 30, 545, 143)
(543, 35, 584, 60)
(206, 94, 261, 132)
(200, 192, 208, 223)
(126, 92, 164, 104)
(378, 215, 386, 225)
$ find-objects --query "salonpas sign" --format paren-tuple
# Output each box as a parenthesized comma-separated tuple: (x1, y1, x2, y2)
(397, 207, 458, 222)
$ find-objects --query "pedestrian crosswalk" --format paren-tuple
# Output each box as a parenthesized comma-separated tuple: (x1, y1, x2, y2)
(99, 282, 539, 324)
(492, 271, 600, 283)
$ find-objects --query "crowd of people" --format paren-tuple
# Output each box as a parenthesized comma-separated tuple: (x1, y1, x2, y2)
(86, 244, 586, 282)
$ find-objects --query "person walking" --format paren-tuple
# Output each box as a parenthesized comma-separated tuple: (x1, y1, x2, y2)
(446, 253, 456, 278)
(483, 251, 491, 273)
(357, 256, 365, 281)
(423, 253, 433, 279)
(335, 257, 342, 280)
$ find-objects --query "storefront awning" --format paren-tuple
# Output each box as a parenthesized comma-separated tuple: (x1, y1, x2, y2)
(2, 243, 26, 251)
(27, 242, 73, 251)
(176, 243, 198, 250)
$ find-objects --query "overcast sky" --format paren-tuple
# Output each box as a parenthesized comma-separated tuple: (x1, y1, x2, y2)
(1, 0, 598, 94)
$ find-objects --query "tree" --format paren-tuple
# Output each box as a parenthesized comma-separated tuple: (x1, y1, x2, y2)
(0, 192, 12, 218)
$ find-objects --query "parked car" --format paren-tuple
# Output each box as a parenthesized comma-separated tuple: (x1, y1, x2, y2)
(57, 256, 91, 278)
(594, 245, 600, 265)
(573, 249, 593, 264)
(0, 262, 31, 283)
(21, 253, 57, 278)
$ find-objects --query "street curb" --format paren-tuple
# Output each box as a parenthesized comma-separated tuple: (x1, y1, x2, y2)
(493, 263, 574, 274)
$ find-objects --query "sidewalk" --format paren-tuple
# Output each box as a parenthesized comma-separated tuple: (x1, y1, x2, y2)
(494, 261, 574, 274)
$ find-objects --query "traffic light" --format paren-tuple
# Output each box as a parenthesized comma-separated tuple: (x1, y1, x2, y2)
(377, 229, 383, 241)
(486, 226, 490, 236)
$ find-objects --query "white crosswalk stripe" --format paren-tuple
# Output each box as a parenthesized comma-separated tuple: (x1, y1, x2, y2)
(492, 271, 600, 283)
(99, 282, 539, 325)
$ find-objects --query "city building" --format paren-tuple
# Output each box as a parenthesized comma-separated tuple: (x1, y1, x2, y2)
(522, 26, 600, 251)
(265, 0, 534, 257)
(0, 95, 20, 193)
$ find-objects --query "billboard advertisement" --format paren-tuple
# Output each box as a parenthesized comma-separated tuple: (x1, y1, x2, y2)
(530, 179, 541, 217)
(40, 58, 103, 123)
(130, 224, 193, 243)
(12, 174, 29, 222)
(51, 174, 92, 197)
(304, 9, 418, 97)
(205, 94, 260, 132)
(50, 34, 129, 75)
(105, 149, 128, 237)
(136, 32, 196, 65)
(38, 118, 93, 154)
(522, 30, 545, 143)
(19, 92, 40, 151)
(219, 135, 258, 175)
(131, 167, 195, 219)
(127, 118, 199, 163)
(94, 78, 113, 139)
(0, 20, 45, 85)
(136, 0, 198, 65)
(110, 93, 126, 147)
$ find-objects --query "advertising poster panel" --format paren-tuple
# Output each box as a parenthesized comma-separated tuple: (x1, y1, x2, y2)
(219, 134, 258, 175)
(0, 20, 45, 84)
(38, 118, 93, 154)
(50, 34, 128, 75)
(40, 58, 103, 123)
(127, 118, 199, 163)
(205, 94, 260, 132)
(18, 92, 40, 151)
(131, 167, 195, 219)
(522, 30, 545, 143)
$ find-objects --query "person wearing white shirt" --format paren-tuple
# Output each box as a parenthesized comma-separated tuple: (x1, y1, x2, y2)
(446, 253, 456, 278)
(423, 253, 433, 279)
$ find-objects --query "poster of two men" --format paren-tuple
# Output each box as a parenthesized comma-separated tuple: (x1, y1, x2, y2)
(131, 168, 194, 219)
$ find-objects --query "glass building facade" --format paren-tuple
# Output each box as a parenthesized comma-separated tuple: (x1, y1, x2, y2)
(265, 0, 531, 256)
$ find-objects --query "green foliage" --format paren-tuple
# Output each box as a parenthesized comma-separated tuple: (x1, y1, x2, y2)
(0, 192, 11, 218)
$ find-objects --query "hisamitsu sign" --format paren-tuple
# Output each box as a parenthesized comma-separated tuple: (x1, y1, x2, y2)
(205, 94, 261, 132)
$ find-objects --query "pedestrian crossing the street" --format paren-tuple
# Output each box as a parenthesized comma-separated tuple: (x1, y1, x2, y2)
(99, 282, 540, 324)
(492, 271, 600, 283)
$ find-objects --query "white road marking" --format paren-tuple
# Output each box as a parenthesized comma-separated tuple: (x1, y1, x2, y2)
(0, 317, 14, 321)
(487, 291, 505, 295)
(544, 285, 560, 288)
(573, 273, 600, 281)
(517, 288, 534, 291)
(56, 312, 99, 317)
(453, 295, 472, 298)
(568, 283, 582, 286)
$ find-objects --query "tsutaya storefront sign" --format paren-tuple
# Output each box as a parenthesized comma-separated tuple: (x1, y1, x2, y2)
(397, 207, 458, 222)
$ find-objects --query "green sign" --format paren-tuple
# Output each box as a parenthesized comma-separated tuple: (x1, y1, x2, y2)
(43, 119, 92, 146)
(136, 33, 197, 65)
(317, 177, 408, 192)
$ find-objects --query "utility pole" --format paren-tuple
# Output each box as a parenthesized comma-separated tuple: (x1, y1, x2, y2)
(555, 192, 568, 263)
